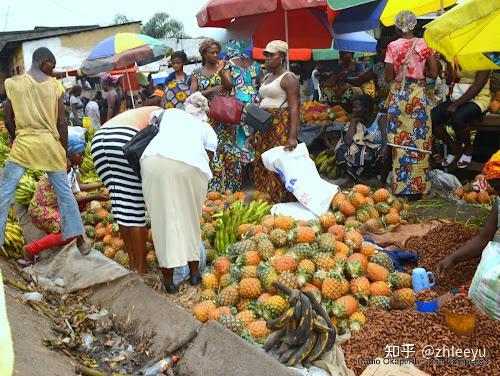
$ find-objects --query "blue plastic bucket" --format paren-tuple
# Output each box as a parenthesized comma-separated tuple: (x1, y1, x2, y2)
(416, 300, 438, 313)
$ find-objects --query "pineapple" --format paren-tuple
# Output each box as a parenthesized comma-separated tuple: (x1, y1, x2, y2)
(217, 286, 240, 306)
(333, 211, 346, 225)
(369, 281, 392, 297)
(331, 192, 347, 209)
(376, 202, 391, 214)
(313, 252, 336, 271)
(373, 188, 390, 203)
(247, 320, 270, 339)
(355, 206, 371, 223)
(269, 229, 288, 248)
(236, 310, 256, 326)
(256, 263, 279, 293)
(201, 289, 217, 302)
(288, 226, 316, 244)
(345, 230, 363, 251)
(346, 253, 368, 278)
(319, 212, 336, 232)
(220, 315, 245, 335)
(236, 298, 256, 312)
(339, 200, 356, 217)
(300, 283, 322, 303)
(312, 269, 328, 289)
(231, 239, 257, 254)
(114, 250, 129, 267)
(296, 270, 311, 287)
(262, 295, 288, 320)
(307, 220, 322, 235)
(214, 256, 232, 276)
(385, 212, 401, 225)
(360, 242, 376, 258)
(393, 288, 416, 306)
(202, 272, 219, 291)
(369, 295, 391, 311)
(257, 238, 276, 261)
(274, 216, 295, 231)
(318, 233, 336, 253)
(272, 254, 298, 273)
(354, 184, 371, 196)
(349, 192, 366, 209)
(332, 295, 359, 319)
(322, 274, 348, 301)
(239, 278, 262, 299)
(327, 225, 345, 241)
(240, 265, 258, 279)
(349, 311, 366, 333)
(366, 262, 390, 282)
(237, 250, 261, 266)
(209, 306, 233, 322)
(297, 259, 315, 275)
(219, 273, 236, 289)
(350, 277, 370, 301)
(289, 243, 313, 260)
(192, 301, 216, 323)
(370, 252, 395, 272)
(386, 272, 412, 289)
(333, 253, 348, 275)
(277, 271, 299, 290)
(335, 241, 350, 257)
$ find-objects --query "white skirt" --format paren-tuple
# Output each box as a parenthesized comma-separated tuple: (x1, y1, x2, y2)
(141, 155, 208, 269)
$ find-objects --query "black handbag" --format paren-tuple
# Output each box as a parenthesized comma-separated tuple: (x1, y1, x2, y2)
(122, 110, 165, 179)
(244, 99, 287, 133)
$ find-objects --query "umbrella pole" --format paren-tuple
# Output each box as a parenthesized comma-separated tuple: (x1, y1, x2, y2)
(126, 72, 135, 109)
(285, 9, 290, 70)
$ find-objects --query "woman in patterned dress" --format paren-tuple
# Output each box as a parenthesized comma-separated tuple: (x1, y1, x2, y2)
(250, 40, 300, 203)
(162, 51, 191, 109)
(384, 11, 438, 198)
(191, 39, 240, 193)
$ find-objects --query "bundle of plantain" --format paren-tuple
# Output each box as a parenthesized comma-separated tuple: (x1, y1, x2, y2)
(2, 208, 25, 259)
(213, 200, 272, 254)
(263, 282, 336, 366)
(15, 173, 38, 205)
(313, 149, 337, 179)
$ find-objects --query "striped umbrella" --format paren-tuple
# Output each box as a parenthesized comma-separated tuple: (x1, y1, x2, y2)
(80, 33, 169, 76)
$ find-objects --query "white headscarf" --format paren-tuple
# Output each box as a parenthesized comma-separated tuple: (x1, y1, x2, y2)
(184, 92, 210, 122)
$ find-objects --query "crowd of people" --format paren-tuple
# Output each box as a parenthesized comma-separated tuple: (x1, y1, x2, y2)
(0, 9, 495, 294)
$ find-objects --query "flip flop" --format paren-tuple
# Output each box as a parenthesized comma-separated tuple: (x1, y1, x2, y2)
(441, 154, 457, 167)
(457, 154, 472, 169)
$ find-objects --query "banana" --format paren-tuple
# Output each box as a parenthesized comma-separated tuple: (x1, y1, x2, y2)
(293, 293, 313, 343)
(278, 346, 298, 364)
(305, 328, 331, 362)
(302, 290, 336, 352)
(276, 341, 291, 356)
(266, 307, 294, 331)
(293, 294, 303, 324)
(312, 315, 330, 333)
(283, 318, 298, 346)
(263, 326, 287, 352)
(286, 331, 318, 366)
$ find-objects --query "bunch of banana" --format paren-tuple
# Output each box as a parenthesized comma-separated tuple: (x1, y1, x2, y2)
(313, 150, 337, 179)
(80, 170, 101, 184)
(15, 173, 37, 205)
(263, 282, 336, 366)
(2, 209, 25, 259)
(80, 142, 95, 174)
(0, 133, 10, 168)
(25, 169, 44, 181)
(213, 200, 272, 253)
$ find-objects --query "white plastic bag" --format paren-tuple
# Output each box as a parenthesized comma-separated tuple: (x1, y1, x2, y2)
(271, 202, 319, 221)
(68, 126, 87, 141)
(262, 143, 338, 216)
(428, 169, 462, 194)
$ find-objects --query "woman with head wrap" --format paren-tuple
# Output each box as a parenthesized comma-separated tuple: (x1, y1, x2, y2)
(437, 151, 500, 319)
(384, 10, 438, 198)
(191, 38, 241, 193)
(163, 51, 191, 109)
(141, 93, 218, 293)
(21, 135, 108, 264)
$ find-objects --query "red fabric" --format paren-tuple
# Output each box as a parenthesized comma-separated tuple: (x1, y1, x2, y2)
(26, 233, 75, 256)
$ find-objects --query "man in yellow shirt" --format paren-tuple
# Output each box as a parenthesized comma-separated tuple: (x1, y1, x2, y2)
(0, 47, 88, 254)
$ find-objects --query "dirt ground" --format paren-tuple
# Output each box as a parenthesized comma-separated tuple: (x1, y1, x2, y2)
(1, 259, 75, 376)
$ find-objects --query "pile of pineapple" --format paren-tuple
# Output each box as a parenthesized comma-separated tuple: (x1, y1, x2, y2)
(193, 185, 416, 343)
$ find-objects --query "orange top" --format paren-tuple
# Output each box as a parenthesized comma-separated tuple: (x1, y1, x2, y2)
(101, 106, 162, 131)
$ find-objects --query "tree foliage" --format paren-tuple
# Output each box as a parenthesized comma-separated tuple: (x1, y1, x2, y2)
(140, 12, 190, 39)
(112, 14, 132, 25)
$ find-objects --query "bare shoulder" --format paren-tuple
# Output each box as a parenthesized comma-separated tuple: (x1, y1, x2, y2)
(281, 72, 299, 88)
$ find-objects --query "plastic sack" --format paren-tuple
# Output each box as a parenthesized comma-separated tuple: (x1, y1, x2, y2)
(313, 332, 355, 376)
(173, 242, 207, 286)
(68, 126, 87, 141)
(271, 202, 319, 221)
(262, 143, 338, 216)
(468, 241, 500, 320)
(428, 169, 462, 195)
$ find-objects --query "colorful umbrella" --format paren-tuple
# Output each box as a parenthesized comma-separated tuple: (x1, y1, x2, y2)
(329, 0, 456, 32)
(196, 0, 332, 61)
(424, 0, 500, 71)
(333, 31, 377, 53)
(80, 33, 169, 76)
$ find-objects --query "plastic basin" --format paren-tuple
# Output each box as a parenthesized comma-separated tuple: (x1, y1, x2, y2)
(416, 300, 438, 313)
(444, 311, 477, 337)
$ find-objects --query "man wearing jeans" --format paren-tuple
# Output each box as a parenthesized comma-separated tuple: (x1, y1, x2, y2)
(0, 47, 89, 255)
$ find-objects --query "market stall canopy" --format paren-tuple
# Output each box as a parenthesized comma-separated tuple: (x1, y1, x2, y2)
(312, 49, 363, 60)
(424, 0, 500, 71)
(80, 33, 169, 76)
(329, 0, 456, 31)
(197, 0, 332, 61)
(333, 31, 377, 53)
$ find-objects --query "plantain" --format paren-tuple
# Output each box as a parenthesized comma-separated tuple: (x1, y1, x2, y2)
(279, 346, 298, 364)
(266, 307, 294, 331)
(286, 331, 318, 366)
(293, 293, 313, 343)
(305, 328, 331, 362)
(302, 290, 336, 352)
(283, 318, 298, 346)
(276, 341, 291, 356)
(263, 326, 287, 352)
(293, 293, 303, 324)
(312, 314, 330, 333)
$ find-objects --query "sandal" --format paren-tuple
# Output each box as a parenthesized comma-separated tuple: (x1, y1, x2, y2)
(441, 154, 457, 167)
(457, 154, 472, 169)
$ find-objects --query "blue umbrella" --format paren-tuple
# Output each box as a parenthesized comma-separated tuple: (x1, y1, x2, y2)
(333, 0, 387, 33)
(333, 31, 377, 53)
